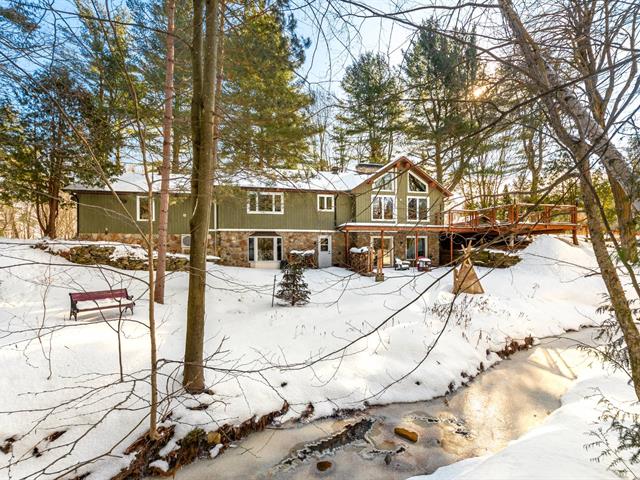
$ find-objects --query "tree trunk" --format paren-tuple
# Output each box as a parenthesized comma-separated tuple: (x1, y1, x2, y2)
(46, 181, 60, 239)
(610, 179, 638, 264)
(434, 139, 443, 185)
(155, 0, 176, 304)
(575, 144, 640, 400)
(184, 0, 219, 393)
(497, 0, 639, 211)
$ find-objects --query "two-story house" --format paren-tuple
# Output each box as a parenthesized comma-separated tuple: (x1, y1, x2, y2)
(67, 156, 452, 268)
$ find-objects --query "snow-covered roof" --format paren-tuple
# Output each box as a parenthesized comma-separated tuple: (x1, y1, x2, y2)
(67, 167, 370, 194)
(66, 156, 451, 195)
(66, 171, 192, 193)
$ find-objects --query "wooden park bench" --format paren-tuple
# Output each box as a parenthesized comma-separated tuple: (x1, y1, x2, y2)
(69, 289, 135, 321)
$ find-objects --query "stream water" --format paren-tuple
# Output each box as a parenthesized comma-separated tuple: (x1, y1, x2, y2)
(172, 328, 600, 480)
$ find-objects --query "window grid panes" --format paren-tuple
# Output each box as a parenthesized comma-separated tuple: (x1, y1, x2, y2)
(248, 237, 283, 262)
(372, 195, 395, 220)
(408, 197, 429, 221)
(248, 192, 283, 213)
(318, 195, 334, 211)
(408, 173, 427, 192)
(373, 172, 395, 191)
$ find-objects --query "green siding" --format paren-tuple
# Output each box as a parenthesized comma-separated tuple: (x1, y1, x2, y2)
(77, 192, 193, 234)
(75, 167, 445, 234)
(352, 167, 444, 224)
(217, 190, 350, 230)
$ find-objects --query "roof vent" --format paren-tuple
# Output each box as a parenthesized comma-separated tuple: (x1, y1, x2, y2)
(355, 162, 383, 174)
(330, 165, 340, 174)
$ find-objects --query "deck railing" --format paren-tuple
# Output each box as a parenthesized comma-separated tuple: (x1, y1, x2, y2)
(441, 203, 578, 229)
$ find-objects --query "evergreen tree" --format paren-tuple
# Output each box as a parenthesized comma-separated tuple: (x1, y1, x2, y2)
(66, 1, 142, 164)
(337, 52, 403, 164)
(403, 19, 482, 188)
(0, 67, 122, 238)
(127, 0, 193, 170)
(276, 262, 310, 306)
(220, 1, 316, 169)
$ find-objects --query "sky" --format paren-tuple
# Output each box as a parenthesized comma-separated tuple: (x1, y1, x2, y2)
(292, 1, 431, 94)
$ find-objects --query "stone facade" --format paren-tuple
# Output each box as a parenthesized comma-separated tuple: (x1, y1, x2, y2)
(77, 232, 213, 255)
(345, 232, 441, 267)
(77, 230, 442, 268)
(213, 231, 337, 267)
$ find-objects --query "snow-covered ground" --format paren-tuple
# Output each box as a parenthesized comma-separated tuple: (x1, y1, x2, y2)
(0, 235, 626, 479)
(411, 366, 638, 480)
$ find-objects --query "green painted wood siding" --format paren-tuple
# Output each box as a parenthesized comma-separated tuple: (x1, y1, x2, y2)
(77, 193, 192, 234)
(76, 169, 444, 235)
(352, 167, 444, 224)
(216, 190, 351, 230)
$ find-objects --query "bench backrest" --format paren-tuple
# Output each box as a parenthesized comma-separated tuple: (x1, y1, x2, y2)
(70, 289, 129, 302)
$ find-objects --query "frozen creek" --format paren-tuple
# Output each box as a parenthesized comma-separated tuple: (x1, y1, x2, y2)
(170, 328, 600, 480)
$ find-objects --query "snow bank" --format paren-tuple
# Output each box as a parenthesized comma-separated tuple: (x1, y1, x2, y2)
(350, 246, 369, 253)
(411, 368, 640, 480)
(290, 249, 314, 256)
(0, 235, 624, 479)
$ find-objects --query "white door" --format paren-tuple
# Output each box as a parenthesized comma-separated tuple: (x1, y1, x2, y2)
(317, 235, 332, 268)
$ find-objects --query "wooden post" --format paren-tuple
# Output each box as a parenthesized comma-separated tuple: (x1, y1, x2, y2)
(344, 231, 349, 266)
(449, 234, 454, 264)
(380, 229, 385, 265)
(271, 274, 277, 307)
(375, 249, 384, 282)
(414, 231, 418, 261)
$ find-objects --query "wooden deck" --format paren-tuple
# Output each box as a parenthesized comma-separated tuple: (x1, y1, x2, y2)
(443, 203, 578, 238)
(339, 203, 580, 263)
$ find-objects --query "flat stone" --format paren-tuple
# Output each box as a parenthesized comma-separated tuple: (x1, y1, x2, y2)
(206, 431, 221, 445)
(316, 460, 332, 471)
(394, 427, 418, 443)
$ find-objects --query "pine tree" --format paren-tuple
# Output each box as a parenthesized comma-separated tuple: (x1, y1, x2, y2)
(337, 52, 403, 164)
(403, 19, 482, 189)
(0, 67, 122, 238)
(221, 1, 316, 169)
(276, 262, 310, 306)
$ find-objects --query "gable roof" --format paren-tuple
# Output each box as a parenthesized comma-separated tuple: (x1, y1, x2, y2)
(66, 156, 451, 196)
(353, 156, 452, 196)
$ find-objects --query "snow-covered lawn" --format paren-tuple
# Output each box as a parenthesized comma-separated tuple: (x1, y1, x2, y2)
(0, 236, 621, 479)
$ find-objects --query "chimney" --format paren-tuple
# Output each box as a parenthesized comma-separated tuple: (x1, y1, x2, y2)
(355, 162, 382, 174)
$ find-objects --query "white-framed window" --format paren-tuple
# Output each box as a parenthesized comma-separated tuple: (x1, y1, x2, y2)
(247, 192, 284, 214)
(371, 195, 396, 221)
(408, 171, 428, 193)
(136, 195, 155, 221)
(372, 171, 395, 192)
(317, 194, 334, 212)
(406, 237, 428, 260)
(248, 236, 283, 262)
(407, 196, 429, 221)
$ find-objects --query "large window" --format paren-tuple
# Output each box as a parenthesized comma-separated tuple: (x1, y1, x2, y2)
(372, 195, 395, 221)
(407, 197, 429, 221)
(317, 194, 334, 212)
(406, 237, 427, 260)
(408, 172, 427, 192)
(136, 196, 155, 221)
(248, 236, 282, 262)
(372, 171, 395, 192)
(247, 192, 284, 214)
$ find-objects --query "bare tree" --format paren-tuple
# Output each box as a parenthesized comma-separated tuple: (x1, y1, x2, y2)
(497, 0, 640, 398)
(155, 0, 176, 304)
